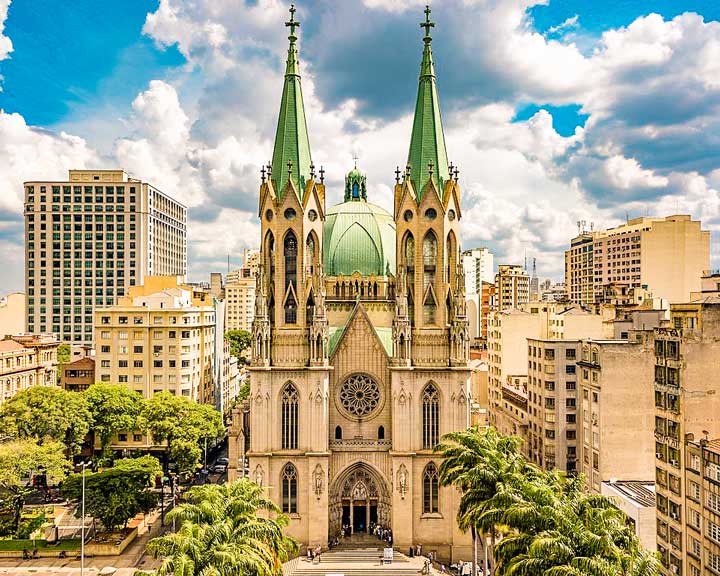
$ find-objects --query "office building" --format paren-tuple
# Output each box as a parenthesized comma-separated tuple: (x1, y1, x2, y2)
(0, 333, 59, 404)
(227, 249, 260, 285)
(495, 264, 529, 311)
(24, 169, 187, 343)
(565, 215, 709, 307)
(654, 299, 720, 576)
(94, 276, 216, 403)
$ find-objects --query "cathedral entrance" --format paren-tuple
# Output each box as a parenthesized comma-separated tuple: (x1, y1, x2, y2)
(329, 463, 390, 538)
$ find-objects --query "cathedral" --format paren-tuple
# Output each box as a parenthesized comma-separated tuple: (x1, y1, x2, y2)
(248, 4, 472, 560)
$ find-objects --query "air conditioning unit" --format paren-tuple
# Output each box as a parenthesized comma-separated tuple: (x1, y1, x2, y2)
(670, 459, 678, 467)
(656, 453, 664, 459)
(671, 565, 678, 574)
(670, 512, 678, 520)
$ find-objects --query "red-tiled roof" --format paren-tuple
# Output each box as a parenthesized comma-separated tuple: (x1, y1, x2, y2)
(0, 340, 25, 352)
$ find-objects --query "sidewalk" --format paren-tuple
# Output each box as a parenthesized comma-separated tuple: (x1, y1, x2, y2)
(0, 507, 170, 573)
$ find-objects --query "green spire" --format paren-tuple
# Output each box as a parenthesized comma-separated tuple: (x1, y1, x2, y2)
(271, 4, 313, 197)
(406, 5, 450, 199)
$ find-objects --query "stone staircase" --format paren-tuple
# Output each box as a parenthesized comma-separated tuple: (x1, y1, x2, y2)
(285, 538, 426, 576)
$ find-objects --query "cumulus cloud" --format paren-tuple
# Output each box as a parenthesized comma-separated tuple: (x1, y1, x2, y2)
(0, 0, 13, 62)
(3, 0, 720, 289)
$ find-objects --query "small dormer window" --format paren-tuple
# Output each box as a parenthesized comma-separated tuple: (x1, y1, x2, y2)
(352, 182, 360, 199)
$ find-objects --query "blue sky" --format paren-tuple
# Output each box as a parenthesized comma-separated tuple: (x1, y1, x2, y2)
(1, 0, 720, 291)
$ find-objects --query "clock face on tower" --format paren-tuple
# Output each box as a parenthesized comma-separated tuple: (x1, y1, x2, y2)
(338, 373, 381, 418)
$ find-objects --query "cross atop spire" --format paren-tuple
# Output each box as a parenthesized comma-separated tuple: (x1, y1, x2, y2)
(353, 153, 359, 169)
(286, 4, 300, 40)
(421, 5, 435, 43)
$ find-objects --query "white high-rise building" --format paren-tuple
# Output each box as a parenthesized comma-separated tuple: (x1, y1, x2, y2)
(462, 247, 494, 295)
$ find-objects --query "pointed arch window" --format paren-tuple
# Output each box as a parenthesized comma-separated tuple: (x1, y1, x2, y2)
(446, 231, 457, 284)
(423, 232, 437, 324)
(423, 462, 439, 513)
(306, 290, 315, 324)
(284, 232, 298, 324)
(405, 233, 415, 323)
(281, 463, 298, 514)
(265, 232, 275, 325)
(378, 425, 385, 440)
(335, 425, 343, 440)
(422, 383, 439, 449)
(305, 233, 316, 274)
(281, 383, 299, 449)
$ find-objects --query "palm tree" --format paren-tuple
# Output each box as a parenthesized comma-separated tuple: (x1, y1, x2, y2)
(147, 479, 297, 576)
(435, 427, 529, 576)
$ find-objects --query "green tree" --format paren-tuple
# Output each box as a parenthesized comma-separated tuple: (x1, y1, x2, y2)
(0, 387, 92, 454)
(0, 439, 70, 534)
(56, 344, 71, 385)
(84, 384, 143, 455)
(436, 426, 660, 576)
(148, 479, 296, 576)
(61, 456, 161, 533)
(139, 392, 224, 474)
(226, 330, 252, 364)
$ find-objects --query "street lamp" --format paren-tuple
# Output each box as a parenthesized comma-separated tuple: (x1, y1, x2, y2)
(80, 460, 92, 576)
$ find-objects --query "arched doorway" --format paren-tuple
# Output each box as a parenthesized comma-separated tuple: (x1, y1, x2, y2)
(329, 463, 390, 538)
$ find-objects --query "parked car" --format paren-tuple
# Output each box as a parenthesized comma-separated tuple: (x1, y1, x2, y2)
(211, 463, 227, 473)
(215, 457, 229, 466)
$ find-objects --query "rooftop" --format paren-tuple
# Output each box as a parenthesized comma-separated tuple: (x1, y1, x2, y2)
(602, 480, 656, 508)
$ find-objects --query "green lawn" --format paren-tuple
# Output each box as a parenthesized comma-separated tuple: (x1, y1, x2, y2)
(0, 539, 81, 551)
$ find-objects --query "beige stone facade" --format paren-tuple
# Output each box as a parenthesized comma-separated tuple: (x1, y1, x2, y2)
(0, 333, 59, 404)
(565, 215, 710, 307)
(0, 293, 26, 336)
(94, 276, 216, 403)
(576, 338, 656, 492)
(225, 278, 255, 333)
(24, 170, 187, 343)
(654, 300, 720, 575)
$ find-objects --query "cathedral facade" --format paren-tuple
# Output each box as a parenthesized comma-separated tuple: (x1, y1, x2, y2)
(248, 5, 472, 560)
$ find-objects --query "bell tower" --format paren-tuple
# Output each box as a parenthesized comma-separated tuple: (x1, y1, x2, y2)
(254, 4, 326, 368)
(393, 5, 464, 366)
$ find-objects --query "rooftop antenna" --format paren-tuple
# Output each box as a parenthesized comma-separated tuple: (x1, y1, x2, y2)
(532, 257, 537, 278)
(227, 253, 230, 275)
(352, 153, 359, 170)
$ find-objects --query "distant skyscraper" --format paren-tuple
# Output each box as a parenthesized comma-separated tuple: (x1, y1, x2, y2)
(462, 247, 494, 295)
(24, 170, 187, 343)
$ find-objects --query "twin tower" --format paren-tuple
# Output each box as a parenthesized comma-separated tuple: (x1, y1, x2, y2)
(251, 4, 469, 370)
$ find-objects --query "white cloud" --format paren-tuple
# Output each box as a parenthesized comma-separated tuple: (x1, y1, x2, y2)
(603, 155, 668, 190)
(0, 111, 99, 213)
(0, 0, 13, 62)
(547, 14, 578, 35)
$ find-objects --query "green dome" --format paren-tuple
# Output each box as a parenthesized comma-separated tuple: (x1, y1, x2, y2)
(323, 201, 396, 277)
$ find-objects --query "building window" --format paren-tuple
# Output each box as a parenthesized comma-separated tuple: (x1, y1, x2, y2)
(422, 232, 437, 324)
(423, 462, 439, 514)
(281, 463, 298, 514)
(404, 233, 415, 322)
(422, 383, 439, 449)
(281, 383, 299, 450)
(335, 426, 342, 440)
(284, 232, 298, 324)
(378, 425, 385, 440)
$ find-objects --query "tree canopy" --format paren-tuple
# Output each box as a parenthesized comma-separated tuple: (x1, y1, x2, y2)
(85, 383, 143, 452)
(0, 439, 70, 534)
(148, 479, 296, 576)
(139, 392, 225, 474)
(61, 456, 161, 533)
(435, 427, 660, 576)
(226, 330, 252, 364)
(0, 386, 91, 454)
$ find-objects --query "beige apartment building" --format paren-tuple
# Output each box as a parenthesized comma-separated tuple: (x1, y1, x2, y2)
(94, 276, 216, 403)
(495, 264, 529, 311)
(576, 337, 656, 492)
(0, 334, 59, 404)
(0, 293, 26, 336)
(24, 170, 187, 343)
(526, 339, 581, 473)
(488, 303, 604, 455)
(654, 299, 720, 576)
(225, 250, 260, 334)
(227, 249, 260, 284)
(565, 215, 709, 307)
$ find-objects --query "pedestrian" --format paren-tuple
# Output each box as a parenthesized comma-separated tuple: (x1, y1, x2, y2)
(441, 564, 446, 574)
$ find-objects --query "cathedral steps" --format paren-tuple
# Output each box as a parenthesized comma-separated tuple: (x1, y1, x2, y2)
(286, 548, 423, 576)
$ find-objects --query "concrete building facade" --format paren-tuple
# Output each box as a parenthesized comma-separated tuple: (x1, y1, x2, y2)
(94, 276, 216, 403)
(654, 300, 720, 576)
(495, 264, 529, 311)
(462, 247, 494, 295)
(0, 293, 26, 336)
(24, 170, 187, 343)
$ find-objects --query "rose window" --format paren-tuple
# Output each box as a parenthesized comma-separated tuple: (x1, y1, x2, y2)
(339, 374, 381, 417)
